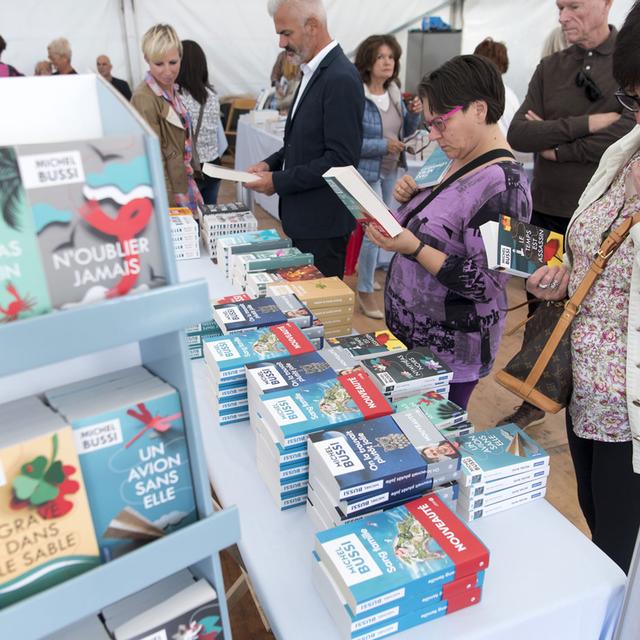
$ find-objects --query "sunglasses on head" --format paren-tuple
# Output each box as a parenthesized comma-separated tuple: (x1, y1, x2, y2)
(615, 89, 640, 113)
(576, 71, 603, 102)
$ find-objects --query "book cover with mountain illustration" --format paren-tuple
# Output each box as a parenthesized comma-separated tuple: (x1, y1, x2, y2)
(0, 147, 51, 321)
(13, 135, 166, 308)
(0, 426, 100, 607)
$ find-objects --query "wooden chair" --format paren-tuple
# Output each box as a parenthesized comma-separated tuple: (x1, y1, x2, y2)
(221, 97, 256, 158)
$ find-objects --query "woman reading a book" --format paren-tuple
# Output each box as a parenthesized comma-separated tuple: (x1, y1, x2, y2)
(366, 55, 532, 410)
(523, 2, 640, 573)
(354, 34, 422, 319)
(131, 24, 203, 215)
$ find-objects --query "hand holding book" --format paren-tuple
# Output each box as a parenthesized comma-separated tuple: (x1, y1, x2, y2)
(526, 265, 570, 300)
(393, 174, 420, 203)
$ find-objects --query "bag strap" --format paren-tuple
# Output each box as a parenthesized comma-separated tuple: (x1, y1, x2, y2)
(194, 102, 205, 142)
(403, 148, 515, 226)
(523, 211, 640, 389)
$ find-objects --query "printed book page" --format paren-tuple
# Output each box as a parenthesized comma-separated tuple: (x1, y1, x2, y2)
(202, 163, 259, 183)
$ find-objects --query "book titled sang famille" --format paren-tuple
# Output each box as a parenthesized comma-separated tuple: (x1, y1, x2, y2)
(315, 494, 489, 615)
(8, 135, 165, 308)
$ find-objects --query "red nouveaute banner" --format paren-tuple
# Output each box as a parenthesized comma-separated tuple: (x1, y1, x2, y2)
(441, 572, 480, 602)
(407, 495, 489, 578)
(445, 586, 482, 614)
(270, 323, 314, 356)
(339, 371, 393, 419)
(215, 293, 252, 304)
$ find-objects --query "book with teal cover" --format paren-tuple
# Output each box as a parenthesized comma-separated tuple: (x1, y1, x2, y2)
(453, 423, 549, 486)
(413, 144, 452, 188)
(315, 494, 489, 614)
(393, 390, 467, 430)
(0, 147, 51, 321)
(53, 385, 197, 562)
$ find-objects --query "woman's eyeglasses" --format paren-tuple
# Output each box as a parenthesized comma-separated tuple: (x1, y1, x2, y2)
(423, 105, 464, 133)
(576, 71, 603, 102)
(615, 89, 640, 113)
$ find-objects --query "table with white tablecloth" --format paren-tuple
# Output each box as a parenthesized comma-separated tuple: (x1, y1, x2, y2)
(178, 254, 627, 640)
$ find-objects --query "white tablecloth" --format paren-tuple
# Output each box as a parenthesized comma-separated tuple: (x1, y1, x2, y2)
(234, 115, 282, 219)
(178, 255, 626, 640)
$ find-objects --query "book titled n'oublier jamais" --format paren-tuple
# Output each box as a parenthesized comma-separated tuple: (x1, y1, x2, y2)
(480, 214, 564, 278)
(315, 493, 489, 616)
(323, 165, 403, 238)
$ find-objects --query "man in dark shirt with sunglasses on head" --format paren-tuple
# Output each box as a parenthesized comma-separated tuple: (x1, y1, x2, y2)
(501, 0, 635, 430)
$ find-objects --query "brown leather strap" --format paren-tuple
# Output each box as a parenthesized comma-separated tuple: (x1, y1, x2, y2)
(522, 211, 640, 390)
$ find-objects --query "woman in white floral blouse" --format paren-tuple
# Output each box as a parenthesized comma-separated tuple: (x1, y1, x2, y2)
(527, 1, 640, 573)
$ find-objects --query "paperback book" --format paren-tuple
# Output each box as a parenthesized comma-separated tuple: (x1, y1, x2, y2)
(326, 330, 407, 361)
(323, 165, 403, 238)
(213, 296, 288, 334)
(458, 477, 547, 511)
(480, 215, 564, 278)
(457, 485, 546, 522)
(13, 135, 166, 308)
(315, 494, 489, 615)
(266, 277, 355, 310)
(459, 465, 550, 499)
(394, 391, 467, 430)
(413, 144, 453, 188)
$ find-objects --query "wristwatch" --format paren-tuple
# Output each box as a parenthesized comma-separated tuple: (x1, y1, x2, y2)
(406, 240, 425, 262)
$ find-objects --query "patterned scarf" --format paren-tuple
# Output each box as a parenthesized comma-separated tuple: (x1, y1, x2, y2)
(144, 71, 203, 215)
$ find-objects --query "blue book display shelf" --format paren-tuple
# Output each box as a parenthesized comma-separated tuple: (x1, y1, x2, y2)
(0, 75, 240, 639)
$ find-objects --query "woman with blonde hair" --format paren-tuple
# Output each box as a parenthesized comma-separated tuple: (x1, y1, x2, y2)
(131, 24, 202, 215)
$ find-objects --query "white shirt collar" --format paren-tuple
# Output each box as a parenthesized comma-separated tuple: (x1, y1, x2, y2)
(300, 39, 338, 77)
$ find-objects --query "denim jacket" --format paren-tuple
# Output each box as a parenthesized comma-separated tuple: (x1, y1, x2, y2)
(357, 81, 420, 183)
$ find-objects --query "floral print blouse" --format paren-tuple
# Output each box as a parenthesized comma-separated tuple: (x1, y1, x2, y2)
(568, 151, 638, 442)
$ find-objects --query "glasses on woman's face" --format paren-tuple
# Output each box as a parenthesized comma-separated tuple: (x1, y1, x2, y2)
(615, 89, 640, 113)
(423, 105, 464, 134)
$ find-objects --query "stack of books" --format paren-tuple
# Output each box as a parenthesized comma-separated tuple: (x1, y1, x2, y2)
(202, 323, 316, 426)
(245, 264, 324, 298)
(230, 247, 314, 290)
(169, 208, 200, 260)
(266, 277, 356, 338)
(0, 396, 100, 607)
(306, 408, 461, 531)
(313, 494, 488, 639)
(360, 346, 453, 402)
(246, 349, 361, 509)
(394, 390, 474, 440)
(199, 201, 258, 258)
(46, 367, 198, 562)
(454, 424, 550, 521)
(325, 330, 407, 360)
(215, 229, 290, 275)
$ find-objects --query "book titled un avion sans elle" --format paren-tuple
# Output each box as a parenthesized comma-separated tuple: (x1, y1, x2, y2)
(323, 165, 403, 238)
(480, 214, 564, 278)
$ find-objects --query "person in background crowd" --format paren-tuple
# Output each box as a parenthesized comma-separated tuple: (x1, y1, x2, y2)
(365, 55, 532, 410)
(0, 35, 23, 77)
(503, 0, 636, 429)
(47, 37, 76, 75)
(270, 49, 301, 113)
(353, 34, 421, 319)
(525, 0, 640, 573)
(34, 60, 53, 75)
(96, 54, 132, 100)
(541, 24, 569, 57)
(177, 39, 223, 205)
(473, 37, 519, 136)
(246, 0, 364, 278)
(131, 24, 203, 215)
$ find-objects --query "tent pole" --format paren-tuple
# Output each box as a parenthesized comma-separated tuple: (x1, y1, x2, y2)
(613, 529, 640, 639)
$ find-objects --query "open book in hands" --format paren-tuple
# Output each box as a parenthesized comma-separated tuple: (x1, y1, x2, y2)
(202, 163, 259, 183)
(480, 215, 564, 278)
(323, 165, 402, 238)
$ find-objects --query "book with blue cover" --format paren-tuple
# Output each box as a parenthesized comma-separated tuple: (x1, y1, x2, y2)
(258, 370, 393, 448)
(315, 494, 489, 615)
(49, 379, 197, 562)
(213, 296, 288, 334)
(307, 414, 428, 503)
(453, 423, 549, 487)
(393, 390, 467, 430)
(361, 347, 453, 396)
(203, 322, 315, 383)
(413, 144, 453, 188)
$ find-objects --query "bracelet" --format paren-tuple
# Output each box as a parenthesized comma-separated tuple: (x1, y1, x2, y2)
(406, 240, 425, 262)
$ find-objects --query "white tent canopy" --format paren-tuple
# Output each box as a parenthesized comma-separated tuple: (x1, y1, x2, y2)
(1, 0, 637, 104)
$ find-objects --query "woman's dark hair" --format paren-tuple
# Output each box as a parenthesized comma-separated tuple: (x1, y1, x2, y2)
(613, 0, 640, 91)
(418, 54, 504, 124)
(0, 36, 6, 56)
(474, 37, 509, 75)
(176, 39, 213, 105)
(355, 34, 402, 89)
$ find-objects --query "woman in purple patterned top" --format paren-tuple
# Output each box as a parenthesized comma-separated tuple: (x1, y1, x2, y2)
(367, 55, 532, 409)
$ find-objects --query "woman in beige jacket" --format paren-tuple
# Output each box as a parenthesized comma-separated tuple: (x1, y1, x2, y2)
(131, 24, 202, 215)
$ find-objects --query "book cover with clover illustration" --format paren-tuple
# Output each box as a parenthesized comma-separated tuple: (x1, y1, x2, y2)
(0, 396, 100, 608)
(48, 378, 197, 562)
(266, 276, 355, 310)
(0, 147, 52, 322)
(315, 494, 489, 615)
(13, 135, 166, 309)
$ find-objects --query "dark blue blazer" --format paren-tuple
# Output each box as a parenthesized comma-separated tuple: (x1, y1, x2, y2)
(265, 44, 364, 240)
